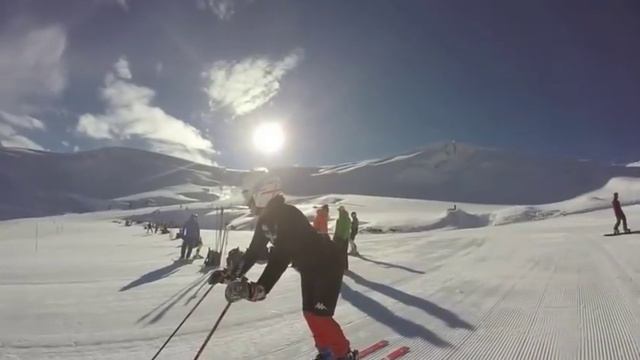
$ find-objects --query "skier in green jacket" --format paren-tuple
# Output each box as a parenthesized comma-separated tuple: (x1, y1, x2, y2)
(333, 206, 351, 271)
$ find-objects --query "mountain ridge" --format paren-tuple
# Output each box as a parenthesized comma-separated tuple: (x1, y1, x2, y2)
(1, 144, 640, 219)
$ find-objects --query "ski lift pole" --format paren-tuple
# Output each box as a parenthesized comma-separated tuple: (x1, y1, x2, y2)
(216, 207, 222, 252)
(221, 223, 230, 265)
(219, 207, 224, 254)
(193, 302, 232, 360)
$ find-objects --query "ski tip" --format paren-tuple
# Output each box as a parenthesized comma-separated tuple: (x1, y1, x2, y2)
(385, 346, 410, 360)
(358, 339, 389, 358)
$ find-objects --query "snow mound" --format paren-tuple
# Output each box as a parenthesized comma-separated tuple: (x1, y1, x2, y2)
(363, 209, 491, 233)
(494, 177, 640, 225)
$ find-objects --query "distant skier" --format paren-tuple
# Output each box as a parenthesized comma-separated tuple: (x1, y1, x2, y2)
(218, 195, 358, 360)
(334, 206, 351, 270)
(313, 204, 329, 234)
(612, 193, 631, 234)
(179, 214, 201, 261)
(349, 212, 359, 256)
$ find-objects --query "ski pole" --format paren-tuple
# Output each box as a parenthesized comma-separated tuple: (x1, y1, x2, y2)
(151, 284, 216, 360)
(193, 302, 232, 360)
(221, 227, 228, 266)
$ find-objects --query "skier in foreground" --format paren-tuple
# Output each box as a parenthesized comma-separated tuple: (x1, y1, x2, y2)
(219, 195, 358, 359)
(612, 192, 631, 234)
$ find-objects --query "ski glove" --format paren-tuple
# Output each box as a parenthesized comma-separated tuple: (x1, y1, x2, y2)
(208, 269, 231, 285)
(225, 280, 266, 303)
(208, 269, 247, 285)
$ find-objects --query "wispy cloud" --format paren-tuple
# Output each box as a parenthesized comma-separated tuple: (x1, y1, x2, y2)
(117, 0, 129, 11)
(203, 49, 304, 117)
(114, 56, 132, 79)
(76, 57, 216, 164)
(155, 62, 164, 75)
(196, 0, 243, 20)
(0, 24, 66, 113)
(0, 111, 46, 150)
(0, 110, 46, 130)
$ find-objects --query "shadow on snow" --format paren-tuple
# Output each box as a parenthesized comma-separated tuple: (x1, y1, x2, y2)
(344, 270, 475, 331)
(353, 254, 425, 274)
(137, 274, 209, 325)
(341, 281, 451, 347)
(340, 270, 475, 346)
(120, 262, 183, 292)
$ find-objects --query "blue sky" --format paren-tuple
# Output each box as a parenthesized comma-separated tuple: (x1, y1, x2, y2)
(0, 0, 638, 168)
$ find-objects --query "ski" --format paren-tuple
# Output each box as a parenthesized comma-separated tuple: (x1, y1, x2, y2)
(604, 230, 640, 237)
(358, 340, 389, 359)
(383, 346, 410, 360)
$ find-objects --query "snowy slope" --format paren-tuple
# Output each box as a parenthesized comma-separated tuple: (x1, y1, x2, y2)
(58, 173, 640, 235)
(3, 197, 640, 359)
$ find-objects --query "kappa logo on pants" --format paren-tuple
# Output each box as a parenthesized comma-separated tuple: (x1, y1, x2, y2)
(314, 302, 328, 311)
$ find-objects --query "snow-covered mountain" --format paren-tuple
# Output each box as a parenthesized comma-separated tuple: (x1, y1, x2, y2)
(0, 147, 245, 219)
(3, 143, 640, 220)
(628, 160, 640, 167)
(274, 143, 640, 205)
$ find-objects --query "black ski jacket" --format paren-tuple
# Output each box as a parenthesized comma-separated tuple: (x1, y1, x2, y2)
(239, 202, 337, 293)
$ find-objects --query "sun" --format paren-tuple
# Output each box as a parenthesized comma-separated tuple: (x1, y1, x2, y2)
(252, 122, 285, 154)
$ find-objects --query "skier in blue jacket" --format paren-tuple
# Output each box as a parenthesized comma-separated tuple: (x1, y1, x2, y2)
(180, 214, 201, 260)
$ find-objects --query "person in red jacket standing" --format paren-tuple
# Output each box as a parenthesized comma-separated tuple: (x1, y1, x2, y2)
(613, 192, 631, 234)
(313, 204, 329, 235)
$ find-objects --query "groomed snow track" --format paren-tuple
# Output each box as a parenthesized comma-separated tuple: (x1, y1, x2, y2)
(3, 206, 640, 359)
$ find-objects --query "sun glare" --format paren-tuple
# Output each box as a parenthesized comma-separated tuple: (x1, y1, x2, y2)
(252, 122, 285, 154)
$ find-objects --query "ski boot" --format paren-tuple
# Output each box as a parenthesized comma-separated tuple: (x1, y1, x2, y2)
(625, 228, 632, 234)
(337, 349, 359, 360)
(313, 350, 333, 360)
(314, 349, 359, 360)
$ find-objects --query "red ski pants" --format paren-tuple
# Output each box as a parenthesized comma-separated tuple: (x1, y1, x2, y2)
(300, 247, 349, 357)
(304, 312, 350, 358)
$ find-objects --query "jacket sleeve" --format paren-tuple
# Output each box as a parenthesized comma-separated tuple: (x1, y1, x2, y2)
(238, 219, 270, 276)
(256, 244, 291, 293)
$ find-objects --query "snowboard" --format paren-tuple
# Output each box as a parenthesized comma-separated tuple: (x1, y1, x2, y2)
(604, 230, 640, 237)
